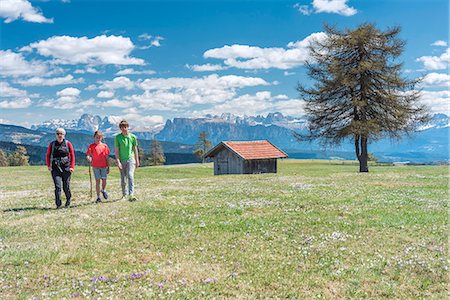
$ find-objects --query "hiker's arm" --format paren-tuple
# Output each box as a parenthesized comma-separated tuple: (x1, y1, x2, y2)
(114, 146, 122, 170)
(106, 147, 110, 174)
(86, 148, 92, 162)
(134, 145, 140, 168)
(46, 143, 52, 171)
(68, 142, 75, 172)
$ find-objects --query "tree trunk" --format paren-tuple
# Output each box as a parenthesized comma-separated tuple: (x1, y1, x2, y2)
(359, 136, 369, 172)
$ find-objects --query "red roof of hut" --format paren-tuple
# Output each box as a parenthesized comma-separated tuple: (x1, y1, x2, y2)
(204, 140, 288, 160)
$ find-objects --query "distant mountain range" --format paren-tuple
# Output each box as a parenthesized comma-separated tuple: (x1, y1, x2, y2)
(30, 112, 307, 142)
(2, 112, 449, 163)
(0, 123, 194, 154)
(0, 123, 199, 165)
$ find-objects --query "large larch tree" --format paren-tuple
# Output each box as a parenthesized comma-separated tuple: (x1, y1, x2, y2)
(298, 24, 429, 172)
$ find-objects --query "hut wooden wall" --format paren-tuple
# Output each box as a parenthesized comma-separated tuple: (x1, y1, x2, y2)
(243, 158, 277, 174)
(213, 148, 279, 175)
(214, 148, 244, 175)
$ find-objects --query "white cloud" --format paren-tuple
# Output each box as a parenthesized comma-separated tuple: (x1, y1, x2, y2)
(125, 89, 236, 111)
(40, 98, 96, 109)
(150, 37, 164, 47)
(294, 0, 356, 16)
(85, 84, 98, 91)
(115, 68, 156, 75)
(0, 97, 31, 109)
(0, 81, 33, 109)
(138, 33, 152, 40)
(100, 99, 131, 108)
(119, 74, 292, 115)
(141, 115, 164, 124)
(417, 48, 450, 70)
(202, 32, 327, 70)
(194, 91, 306, 117)
(421, 73, 450, 87)
(16, 75, 83, 86)
(0, 50, 48, 77)
(312, 0, 357, 16)
(0, 0, 53, 23)
(57, 87, 80, 97)
(271, 99, 307, 116)
(109, 113, 164, 127)
(97, 91, 115, 98)
(123, 74, 269, 111)
(24, 35, 145, 65)
(284, 71, 296, 76)
(138, 34, 164, 49)
(0, 82, 28, 97)
(74, 67, 100, 74)
(99, 76, 135, 90)
(126, 114, 163, 124)
(205, 91, 274, 115)
(293, 3, 312, 15)
(139, 74, 268, 91)
(419, 90, 450, 114)
(187, 64, 227, 72)
(431, 40, 447, 47)
(40, 89, 95, 109)
(274, 94, 289, 100)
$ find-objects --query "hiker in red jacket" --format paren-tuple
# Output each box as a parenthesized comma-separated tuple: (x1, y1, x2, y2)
(46, 128, 75, 208)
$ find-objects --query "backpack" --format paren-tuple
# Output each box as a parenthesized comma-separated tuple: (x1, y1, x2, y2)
(50, 139, 71, 170)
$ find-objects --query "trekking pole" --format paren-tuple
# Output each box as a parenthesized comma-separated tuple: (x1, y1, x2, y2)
(88, 160, 93, 199)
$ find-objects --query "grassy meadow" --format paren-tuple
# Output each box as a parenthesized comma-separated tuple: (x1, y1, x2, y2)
(0, 160, 448, 299)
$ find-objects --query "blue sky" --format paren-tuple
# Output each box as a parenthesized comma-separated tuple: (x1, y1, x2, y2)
(0, 0, 448, 128)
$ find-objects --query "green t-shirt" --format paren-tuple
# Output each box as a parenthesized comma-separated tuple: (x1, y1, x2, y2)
(114, 133, 138, 161)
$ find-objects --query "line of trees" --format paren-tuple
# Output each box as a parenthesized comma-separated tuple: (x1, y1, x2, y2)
(0, 146, 30, 166)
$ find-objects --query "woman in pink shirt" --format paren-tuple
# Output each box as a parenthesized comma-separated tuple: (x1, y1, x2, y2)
(86, 130, 110, 203)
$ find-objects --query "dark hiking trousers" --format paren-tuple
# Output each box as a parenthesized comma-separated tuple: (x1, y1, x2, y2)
(51, 169, 72, 207)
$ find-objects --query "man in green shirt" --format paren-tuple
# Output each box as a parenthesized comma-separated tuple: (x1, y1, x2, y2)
(114, 120, 140, 201)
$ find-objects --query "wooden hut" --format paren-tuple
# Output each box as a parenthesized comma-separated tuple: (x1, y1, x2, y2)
(203, 140, 288, 175)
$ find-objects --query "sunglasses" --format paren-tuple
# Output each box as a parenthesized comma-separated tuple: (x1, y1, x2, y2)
(56, 133, 64, 135)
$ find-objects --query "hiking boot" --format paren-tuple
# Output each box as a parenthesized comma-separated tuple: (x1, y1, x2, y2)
(56, 205, 62, 209)
(64, 201, 71, 208)
(120, 195, 128, 201)
(101, 190, 108, 200)
(96, 197, 102, 203)
(129, 195, 137, 202)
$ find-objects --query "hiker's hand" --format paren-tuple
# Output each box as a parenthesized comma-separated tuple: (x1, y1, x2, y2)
(48, 166, 52, 171)
(86, 156, 92, 163)
(70, 168, 74, 173)
(136, 161, 140, 168)
(107, 167, 110, 174)
(117, 162, 122, 170)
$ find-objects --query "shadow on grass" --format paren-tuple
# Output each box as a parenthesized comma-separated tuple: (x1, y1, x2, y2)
(2, 198, 124, 212)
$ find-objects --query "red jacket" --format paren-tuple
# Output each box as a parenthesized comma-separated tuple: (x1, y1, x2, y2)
(46, 140, 75, 169)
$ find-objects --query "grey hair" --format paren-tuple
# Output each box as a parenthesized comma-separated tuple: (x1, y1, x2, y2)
(55, 128, 66, 135)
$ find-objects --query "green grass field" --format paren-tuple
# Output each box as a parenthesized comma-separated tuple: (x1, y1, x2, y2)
(0, 160, 448, 299)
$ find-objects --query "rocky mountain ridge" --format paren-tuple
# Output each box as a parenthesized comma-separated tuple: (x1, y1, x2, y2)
(11, 112, 450, 163)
